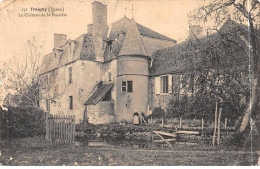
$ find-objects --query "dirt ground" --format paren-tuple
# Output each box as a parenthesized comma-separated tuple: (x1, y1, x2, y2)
(0, 136, 259, 166)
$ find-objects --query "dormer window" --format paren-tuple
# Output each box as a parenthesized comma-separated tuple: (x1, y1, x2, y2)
(107, 40, 112, 51)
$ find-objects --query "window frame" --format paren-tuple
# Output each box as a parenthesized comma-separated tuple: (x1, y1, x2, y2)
(69, 96, 73, 110)
(46, 99, 50, 112)
(161, 75, 169, 94)
(68, 67, 72, 84)
(54, 85, 58, 97)
(45, 75, 48, 89)
(121, 80, 133, 93)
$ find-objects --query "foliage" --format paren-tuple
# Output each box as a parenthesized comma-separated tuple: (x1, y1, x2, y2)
(166, 92, 244, 124)
(0, 37, 47, 108)
(189, 0, 260, 133)
(151, 107, 165, 119)
(0, 106, 45, 139)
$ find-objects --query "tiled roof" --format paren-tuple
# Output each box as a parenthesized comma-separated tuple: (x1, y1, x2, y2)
(118, 19, 147, 56)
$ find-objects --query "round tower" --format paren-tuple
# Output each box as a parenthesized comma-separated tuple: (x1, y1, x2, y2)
(115, 19, 149, 122)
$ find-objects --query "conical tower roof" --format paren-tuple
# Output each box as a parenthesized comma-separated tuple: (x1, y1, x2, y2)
(118, 19, 147, 57)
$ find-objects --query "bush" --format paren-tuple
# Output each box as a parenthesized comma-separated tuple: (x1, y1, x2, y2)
(151, 107, 165, 119)
(0, 106, 45, 139)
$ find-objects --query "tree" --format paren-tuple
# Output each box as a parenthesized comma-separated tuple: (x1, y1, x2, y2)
(190, 0, 260, 134)
(0, 37, 62, 108)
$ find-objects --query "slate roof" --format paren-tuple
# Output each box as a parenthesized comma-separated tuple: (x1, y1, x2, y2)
(150, 19, 249, 76)
(84, 83, 114, 105)
(118, 19, 147, 56)
(39, 34, 95, 75)
(40, 16, 175, 75)
(107, 16, 176, 42)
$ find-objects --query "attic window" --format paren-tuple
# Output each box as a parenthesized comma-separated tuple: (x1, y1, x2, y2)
(107, 41, 112, 51)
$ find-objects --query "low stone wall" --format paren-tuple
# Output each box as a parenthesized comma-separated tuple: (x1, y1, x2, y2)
(87, 101, 115, 124)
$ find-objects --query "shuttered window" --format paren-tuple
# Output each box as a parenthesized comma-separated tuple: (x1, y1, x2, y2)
(161, 76, 168, 93)
(155, 77, 160, 94)
(155, 75, 173, 94)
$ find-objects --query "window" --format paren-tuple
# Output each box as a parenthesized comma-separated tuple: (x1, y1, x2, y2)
(45, 75, 48, 89)
(121, 81, 133, 93)
(108, 72, 112, 81)
(155, 75, 172, 94)
(69, 96, 73, 110)
(54, 85, 58, 97)
(46, 100, 50, 112)
(68, 67, 72, 84)
(122, 81, 126, 92)
(161, 76, 168, 93)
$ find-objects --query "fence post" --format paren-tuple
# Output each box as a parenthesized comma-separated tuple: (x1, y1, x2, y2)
(217, 107, 222, 146)
(201, 118, 204, 131)
(49, 114, 52, 142)
(72, 115, 75, 146)
(45, 112, 49, 141)
(70, 115, 72, 144)
(224, 118, 227, 130)
(213, 101, 218, 146)
(53, 115, 56, 143)
(65, 115, 68, 144)
(179, 118, 182, 128)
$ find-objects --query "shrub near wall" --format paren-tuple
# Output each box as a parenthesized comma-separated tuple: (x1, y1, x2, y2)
(0, 106, 45, 139)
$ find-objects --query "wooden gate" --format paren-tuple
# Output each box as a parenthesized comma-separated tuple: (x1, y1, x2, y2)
(45, 113, 75, 145)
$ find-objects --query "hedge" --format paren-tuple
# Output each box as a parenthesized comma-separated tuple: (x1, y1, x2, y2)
(0, 106, 45, 139)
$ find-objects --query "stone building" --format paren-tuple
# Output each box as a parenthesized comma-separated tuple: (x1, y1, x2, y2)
(148, 19, 249, 114)
(40, 1, 249, 124)
(39, 1, 176, 124)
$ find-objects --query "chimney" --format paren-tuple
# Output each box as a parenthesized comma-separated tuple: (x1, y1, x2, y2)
(92, 1, 107, 38)
(54, 34, 67, 48)
(87, 24, 93, 35)
(189, 25, 203, 40)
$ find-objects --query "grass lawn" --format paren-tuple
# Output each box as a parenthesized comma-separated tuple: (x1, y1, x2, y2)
(0, 136, 259, 166)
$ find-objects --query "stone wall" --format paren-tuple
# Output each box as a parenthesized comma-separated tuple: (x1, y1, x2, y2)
(87, 101, 115, 124)
(149, 73, 192, 111)
(39, 59, 103, 123)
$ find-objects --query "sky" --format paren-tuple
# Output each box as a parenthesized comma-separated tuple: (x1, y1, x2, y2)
(0, 0, 210, 66)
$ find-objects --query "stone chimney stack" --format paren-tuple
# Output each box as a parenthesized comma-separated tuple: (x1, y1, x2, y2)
(87, 24, 93, 35)
(189, 25, 203, 40)
(92, 1, 107, 38)
(54, 34, 67, 48)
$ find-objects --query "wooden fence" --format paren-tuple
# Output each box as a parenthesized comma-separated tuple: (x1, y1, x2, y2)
(45, 113, 75, 145)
